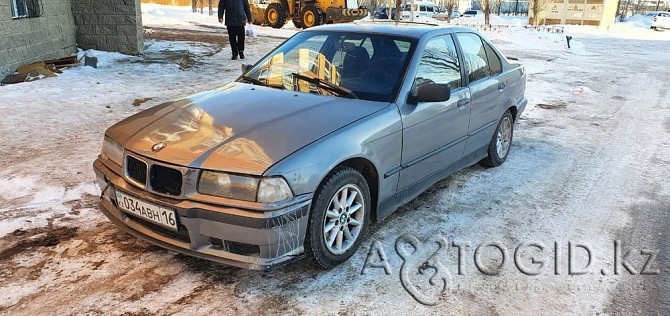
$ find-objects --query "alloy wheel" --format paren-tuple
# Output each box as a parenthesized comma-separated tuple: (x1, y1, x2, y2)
(322, 184, 365, 255)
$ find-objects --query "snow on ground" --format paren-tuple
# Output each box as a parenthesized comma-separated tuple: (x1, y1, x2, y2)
(0, 6, 669, 315)
(142, 3, 299, 39)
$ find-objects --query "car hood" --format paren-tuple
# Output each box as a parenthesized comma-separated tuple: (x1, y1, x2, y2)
(107, 82, 387, 175)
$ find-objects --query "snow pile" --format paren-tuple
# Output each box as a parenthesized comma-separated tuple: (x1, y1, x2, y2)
(0, 178, 100, 237)
(0, 179, 99, 214)
(77, 49, 132, 68)
(412, 16, 441, 24)
(0, 175, 39, 200)
(566, 39, 593, 56)
(620, 14, 653, 29)
(483, 27, 566, 51)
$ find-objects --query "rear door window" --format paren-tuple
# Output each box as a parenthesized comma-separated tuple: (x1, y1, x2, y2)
(456, 32, 490, 83)
(483, 42, 502, 75)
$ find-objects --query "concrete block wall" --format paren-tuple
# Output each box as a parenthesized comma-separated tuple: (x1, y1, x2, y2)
(0, 0, 77, 78)
(70, 0, 143, 55)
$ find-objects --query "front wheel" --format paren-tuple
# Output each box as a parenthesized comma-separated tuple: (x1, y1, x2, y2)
(305, 167, 371, 268)
(479, 110, 514, 167)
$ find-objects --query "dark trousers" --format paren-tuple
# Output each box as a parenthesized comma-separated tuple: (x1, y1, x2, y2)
(226, 25, 245, 54)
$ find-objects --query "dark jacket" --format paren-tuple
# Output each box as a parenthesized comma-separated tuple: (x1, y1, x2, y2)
(218, 0, 253, 27)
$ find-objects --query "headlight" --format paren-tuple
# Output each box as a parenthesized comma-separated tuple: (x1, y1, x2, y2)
(199, 171, 259, 201)
(198, 171, 293, 203)
(101, 136, 124, 166)
(257, 177, 293, 203)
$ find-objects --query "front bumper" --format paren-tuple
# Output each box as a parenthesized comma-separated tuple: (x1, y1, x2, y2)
(93, 159, 311, 270)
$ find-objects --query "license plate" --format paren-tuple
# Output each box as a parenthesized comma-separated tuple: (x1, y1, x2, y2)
(115, 191, 178, 231)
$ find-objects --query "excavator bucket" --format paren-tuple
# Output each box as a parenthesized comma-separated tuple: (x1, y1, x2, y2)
(250, 2, 268, 25)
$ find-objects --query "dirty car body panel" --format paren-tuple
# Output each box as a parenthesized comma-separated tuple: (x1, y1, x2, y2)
(93, 22, 527, 270)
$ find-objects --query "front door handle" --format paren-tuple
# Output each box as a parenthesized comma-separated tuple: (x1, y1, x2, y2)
(457, 98, 469, 107)
(498, 82, 506, 90)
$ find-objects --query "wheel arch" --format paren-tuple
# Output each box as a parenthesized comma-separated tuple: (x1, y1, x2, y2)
(326, 157, 380, 223)
(501, 96, 518, 122)
(508, 105, 518, 122)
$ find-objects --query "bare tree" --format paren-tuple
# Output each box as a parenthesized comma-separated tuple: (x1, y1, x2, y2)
(477, 0, 492, 25)
(395, 0, 402, 21)
(192, 0, 198, 13)
(529, 0, 553, 25)
(445, 0, 456, 23)
(364, 0, 382, 20)
(617, 0, 633, 22)
(209, 0, 214, 16)
(632, 0, 648, 14)
(491, 0, 504, 15)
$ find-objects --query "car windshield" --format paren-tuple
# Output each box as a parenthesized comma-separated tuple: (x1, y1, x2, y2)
(464, 10, 476, 14)
(241, 31, 417, 102)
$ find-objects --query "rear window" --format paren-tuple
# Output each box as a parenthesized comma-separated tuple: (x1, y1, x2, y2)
(464, 10, 477, 14)
(483, 42, 502, 75)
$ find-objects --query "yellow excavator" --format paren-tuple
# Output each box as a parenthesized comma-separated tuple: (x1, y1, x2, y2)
(250, 0, 368, 29)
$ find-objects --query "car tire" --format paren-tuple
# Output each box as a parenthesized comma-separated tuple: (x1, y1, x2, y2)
(305, 167, 371, 268)
(265, 3, 286, 29)
(301, 5, 324, 29)
(479, 110, 514, 167)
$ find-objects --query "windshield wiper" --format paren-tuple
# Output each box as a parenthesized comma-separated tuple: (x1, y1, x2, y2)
(291, 73, 359, 99)
(240, 75, 285, 90)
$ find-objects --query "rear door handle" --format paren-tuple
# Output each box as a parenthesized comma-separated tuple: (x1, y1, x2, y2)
(457, 98, 469, 107)
(498, 82, 506, 90)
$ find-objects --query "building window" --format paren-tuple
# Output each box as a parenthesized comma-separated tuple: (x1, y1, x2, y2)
(11, 0, 42, 19)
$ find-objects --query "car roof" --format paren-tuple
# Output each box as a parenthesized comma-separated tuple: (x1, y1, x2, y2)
(305, 22, 474, 38)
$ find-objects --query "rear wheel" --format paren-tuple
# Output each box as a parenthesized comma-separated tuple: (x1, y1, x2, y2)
(265, 3, 286, 29)
(305, 167, 371, 268)
(301, 5, 324, 28)
(479, 110, 514, 167)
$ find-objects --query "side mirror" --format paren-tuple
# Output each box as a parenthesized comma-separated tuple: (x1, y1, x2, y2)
(241, 63, 252, 74)
(409, 83, 451, 104)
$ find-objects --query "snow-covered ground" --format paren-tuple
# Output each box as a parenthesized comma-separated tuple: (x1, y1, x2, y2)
(142, 3, 299, 38)
(0, 4, 668, 315)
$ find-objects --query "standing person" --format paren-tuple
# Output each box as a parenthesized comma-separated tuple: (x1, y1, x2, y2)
(218, 0, 253, 60)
